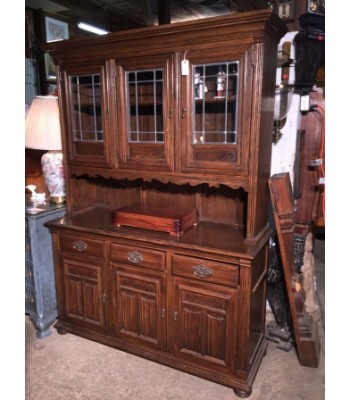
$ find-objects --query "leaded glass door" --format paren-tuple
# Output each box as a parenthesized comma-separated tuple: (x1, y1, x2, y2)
(117, 54, 174, 172)
(63, 62, 115, 167)
(181, 50, 250, 175)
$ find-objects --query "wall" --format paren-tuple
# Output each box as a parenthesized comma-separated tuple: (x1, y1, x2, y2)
(271, 93, 301, 188)
(271, 31, 299, 190)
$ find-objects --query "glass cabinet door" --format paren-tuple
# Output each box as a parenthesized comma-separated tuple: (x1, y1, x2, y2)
(62, 62, 114, 167)
(181, 52, 248, 175)
(192, 62, 239, 146)
(127, 69, 164, 144)
(71, 74, 103, 143)
(117, 55, 174, 171)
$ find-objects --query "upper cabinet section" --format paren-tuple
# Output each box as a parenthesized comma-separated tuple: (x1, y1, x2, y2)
(46, 10, 287, 187)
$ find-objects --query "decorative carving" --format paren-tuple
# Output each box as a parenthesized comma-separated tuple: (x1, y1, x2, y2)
(71, 168, 248, 191)
(193, 151, 237, 162)
(67, 264, 98, 279)
(268, 172, 320, 367)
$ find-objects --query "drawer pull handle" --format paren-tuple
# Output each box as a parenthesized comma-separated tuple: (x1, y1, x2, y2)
(73, 240, 88, 252)
(26, 297, 35, 304)
(127, 251, 144, 264)
(25, 271, 33, 279)
(192, 264, 213, 279)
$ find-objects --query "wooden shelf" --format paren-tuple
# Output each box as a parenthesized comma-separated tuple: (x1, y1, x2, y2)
(195, 96, 236, 103)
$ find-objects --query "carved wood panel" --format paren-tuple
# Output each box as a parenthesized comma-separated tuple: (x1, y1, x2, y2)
(268, 172, 320, 367)
(110, 265, 166, 350)
(172, 277, 237, 372)
(63, 259, 105, 329)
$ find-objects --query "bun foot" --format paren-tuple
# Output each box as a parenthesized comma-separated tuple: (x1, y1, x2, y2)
(55, 326, 67, 335)
(233, 387, 252, 398)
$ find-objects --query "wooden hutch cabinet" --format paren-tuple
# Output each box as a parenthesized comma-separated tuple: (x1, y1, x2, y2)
(45, 10, 287, 397)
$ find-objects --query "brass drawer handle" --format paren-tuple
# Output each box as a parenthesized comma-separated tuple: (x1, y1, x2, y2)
(192, 264, 213, 279)
(73, 240, 88, 252)
(127, 251, 144, 264)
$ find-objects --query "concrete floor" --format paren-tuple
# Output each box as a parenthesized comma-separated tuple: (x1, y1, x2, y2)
(25, 239, 325, 400)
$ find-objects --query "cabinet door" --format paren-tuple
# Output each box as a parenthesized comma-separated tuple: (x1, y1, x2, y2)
(61, 257, 106, 332)
(109, 264, 166, 350)
(116, 54, 174, 171)
(60, 61, 115, 167)
(180, 48, 251, 175)
(172, 277, 238, 373)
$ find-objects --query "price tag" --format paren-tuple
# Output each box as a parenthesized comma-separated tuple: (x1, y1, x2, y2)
(181, 59, 189, 75)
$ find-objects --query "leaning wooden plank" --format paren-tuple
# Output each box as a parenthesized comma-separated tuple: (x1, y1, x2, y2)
(268, 172, 320, 368)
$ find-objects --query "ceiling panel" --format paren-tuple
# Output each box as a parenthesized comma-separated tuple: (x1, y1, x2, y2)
(25, 0, 271, 33)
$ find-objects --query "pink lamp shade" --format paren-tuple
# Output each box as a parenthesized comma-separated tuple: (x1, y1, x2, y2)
(25, 96, 66, 203)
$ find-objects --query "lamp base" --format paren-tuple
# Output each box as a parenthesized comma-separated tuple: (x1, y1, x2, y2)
(50, 195, 66, 204)
(41, 151, 66, 203)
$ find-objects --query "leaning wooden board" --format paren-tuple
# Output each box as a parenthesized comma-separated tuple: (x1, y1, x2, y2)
(268, 172, 320, 368)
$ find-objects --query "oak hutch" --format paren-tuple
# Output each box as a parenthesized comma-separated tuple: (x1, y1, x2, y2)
(45, 10, 287, 397)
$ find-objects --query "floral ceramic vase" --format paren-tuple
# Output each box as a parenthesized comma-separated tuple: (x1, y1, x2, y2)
(41, 151, 66, 203)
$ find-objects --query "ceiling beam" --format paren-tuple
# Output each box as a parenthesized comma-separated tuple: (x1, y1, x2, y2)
(158, 0, 171, 25)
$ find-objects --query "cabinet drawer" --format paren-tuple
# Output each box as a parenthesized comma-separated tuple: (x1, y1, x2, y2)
(172, 254, 239, 288)
(59, 234, 105, 259)
(111, 243, 166, 272)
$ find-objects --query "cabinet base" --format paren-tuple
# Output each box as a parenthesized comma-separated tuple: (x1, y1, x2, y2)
(53, 320, 266, 397)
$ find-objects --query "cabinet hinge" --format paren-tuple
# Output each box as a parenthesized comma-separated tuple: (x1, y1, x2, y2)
(102, 293, 107, 303)
(173, 311, 178, 321)
(106, 110, 109, 120)
(161, 308, 166, 318)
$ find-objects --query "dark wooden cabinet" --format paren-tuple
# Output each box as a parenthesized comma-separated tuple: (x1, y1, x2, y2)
(45, 10, 287, 397)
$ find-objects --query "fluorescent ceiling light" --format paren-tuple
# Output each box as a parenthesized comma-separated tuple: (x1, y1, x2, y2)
(77, 22, 109, 35)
